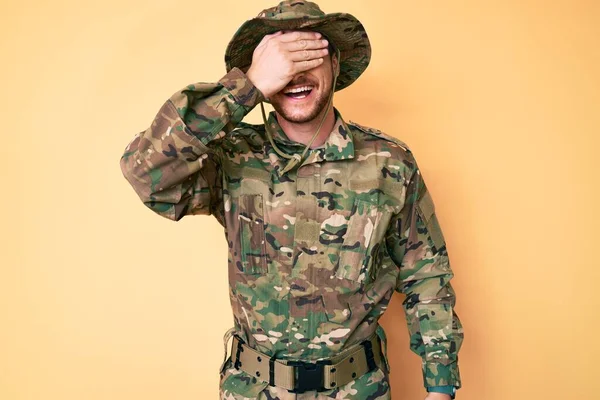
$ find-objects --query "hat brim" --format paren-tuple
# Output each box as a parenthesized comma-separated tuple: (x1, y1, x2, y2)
(225, 13, 371, 92)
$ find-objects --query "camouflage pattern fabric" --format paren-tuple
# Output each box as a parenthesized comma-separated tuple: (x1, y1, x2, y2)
(120, 67, 463, 398)
(225, 0, 370, 92)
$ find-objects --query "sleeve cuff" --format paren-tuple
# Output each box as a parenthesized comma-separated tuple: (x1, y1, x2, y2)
(423, 359, 461, 390)
(218, 67, 264, 108)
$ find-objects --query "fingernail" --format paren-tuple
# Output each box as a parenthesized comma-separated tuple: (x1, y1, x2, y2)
(322, 39, 328, 45)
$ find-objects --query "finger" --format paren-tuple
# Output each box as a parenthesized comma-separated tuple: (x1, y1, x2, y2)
(256, 32, 278, 49)
(278, 30, 322, 43)
(259, 31, 283, 45)
(285, 38, 329, 52)
(265, 30, 283, 37)
(293, 58, 324, 73)
(289, 48, 329, 62)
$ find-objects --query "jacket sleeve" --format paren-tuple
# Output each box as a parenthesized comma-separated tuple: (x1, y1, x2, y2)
(119, 67, 263, 222)
(385, 160, 463, 390)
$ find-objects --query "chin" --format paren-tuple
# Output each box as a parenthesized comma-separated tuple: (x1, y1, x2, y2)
(276, 106, 320, 123)
(272, 94, 328, 123)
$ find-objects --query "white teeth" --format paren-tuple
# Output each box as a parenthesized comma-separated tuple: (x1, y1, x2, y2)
(284, 85, 314, 94)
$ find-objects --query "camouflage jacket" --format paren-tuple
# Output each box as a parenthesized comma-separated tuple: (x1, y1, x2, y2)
(120, 67, 463, 396)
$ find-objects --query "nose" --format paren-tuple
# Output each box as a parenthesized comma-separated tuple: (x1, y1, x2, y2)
(291, 72, 306, 82)
(288, 73, 315, 88)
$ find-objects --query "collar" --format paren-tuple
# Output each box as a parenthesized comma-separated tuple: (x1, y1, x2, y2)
(264, 108, 355, 169)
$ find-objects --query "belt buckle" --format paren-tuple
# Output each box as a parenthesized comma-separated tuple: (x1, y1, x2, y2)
(287, 359, 330, 393)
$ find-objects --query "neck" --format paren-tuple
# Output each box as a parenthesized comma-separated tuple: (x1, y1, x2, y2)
(276, 106, 336, 149)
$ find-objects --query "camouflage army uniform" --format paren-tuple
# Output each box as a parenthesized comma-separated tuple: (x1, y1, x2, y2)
(120, 67, 463, 399)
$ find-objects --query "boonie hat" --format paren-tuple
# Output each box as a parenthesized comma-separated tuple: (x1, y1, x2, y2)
(225, 0, 371, 91)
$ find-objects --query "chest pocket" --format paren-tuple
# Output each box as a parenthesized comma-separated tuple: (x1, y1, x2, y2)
(238, 194, 268, 275)
(334, 199, 388, 284)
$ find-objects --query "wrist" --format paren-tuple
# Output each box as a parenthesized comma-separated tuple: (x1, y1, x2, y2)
(425, 393, 452, 400)
(220, 67, 265, 107)
(427, 385, 456, 399)
(245, 66, 271, 99)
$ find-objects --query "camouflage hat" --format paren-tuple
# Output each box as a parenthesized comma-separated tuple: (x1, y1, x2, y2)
(225, 0, 371, 91)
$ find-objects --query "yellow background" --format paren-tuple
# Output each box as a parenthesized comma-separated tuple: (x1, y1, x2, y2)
(2, 0, 599, 399)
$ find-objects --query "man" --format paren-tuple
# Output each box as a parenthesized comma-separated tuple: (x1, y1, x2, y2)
(119, 1, 463, 399)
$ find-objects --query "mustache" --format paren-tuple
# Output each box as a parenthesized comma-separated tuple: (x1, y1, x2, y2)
(285, 77, 317, 88)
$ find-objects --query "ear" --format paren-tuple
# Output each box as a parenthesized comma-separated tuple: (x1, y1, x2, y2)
(333, 48, 341, 77)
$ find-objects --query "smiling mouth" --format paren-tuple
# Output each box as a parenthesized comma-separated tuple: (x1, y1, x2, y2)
(283, 85, 314, 99)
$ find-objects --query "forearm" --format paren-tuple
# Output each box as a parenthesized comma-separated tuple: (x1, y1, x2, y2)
(403, 272, 462, 387)
(120, 68, 263, 220)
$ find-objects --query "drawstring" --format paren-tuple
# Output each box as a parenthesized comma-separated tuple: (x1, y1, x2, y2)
(261, 47, 341, 175)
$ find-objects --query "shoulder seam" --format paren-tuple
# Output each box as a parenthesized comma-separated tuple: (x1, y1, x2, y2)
(348, 120, 411, 153)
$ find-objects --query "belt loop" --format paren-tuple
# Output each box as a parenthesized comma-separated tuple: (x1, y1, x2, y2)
(234, 335, 244, 370)
(375, 325, 390, 373)
(220, 327, 236, 373)
(361, 339, 377, 372)
(269, 354, 276, 386)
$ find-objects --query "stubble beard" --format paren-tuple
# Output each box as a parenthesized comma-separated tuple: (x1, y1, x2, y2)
(271, 82, 332, 124)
